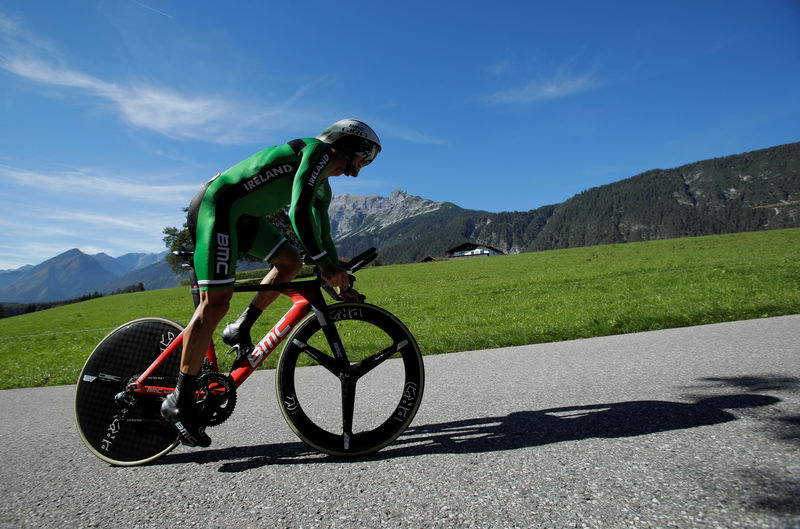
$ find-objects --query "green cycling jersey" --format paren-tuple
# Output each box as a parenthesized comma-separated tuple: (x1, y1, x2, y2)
(191, 138, 338, 290)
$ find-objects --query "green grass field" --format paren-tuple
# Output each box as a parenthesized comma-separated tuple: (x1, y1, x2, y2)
(1, 228, 798, 389)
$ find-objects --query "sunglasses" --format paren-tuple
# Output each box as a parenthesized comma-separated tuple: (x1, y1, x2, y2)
(351, 138, 380, 165)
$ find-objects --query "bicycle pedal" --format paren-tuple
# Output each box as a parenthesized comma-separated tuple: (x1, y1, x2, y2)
(228, 344, 254, 370)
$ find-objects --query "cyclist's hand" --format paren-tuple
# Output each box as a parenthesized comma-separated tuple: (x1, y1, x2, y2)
(320, 262, 349, 291)
(340, 288, 361, 302)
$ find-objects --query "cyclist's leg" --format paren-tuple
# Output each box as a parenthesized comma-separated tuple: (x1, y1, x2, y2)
(252, 242, 304, 310)
(162, 288, 232, 447)
(223, 219, 303, 354)
(184, 194, 239, 374)
(163, 192, 237, 446)
(182, 288, 234, 374)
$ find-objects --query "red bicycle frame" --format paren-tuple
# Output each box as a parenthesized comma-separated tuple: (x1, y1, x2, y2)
(128, 280, 327, 397)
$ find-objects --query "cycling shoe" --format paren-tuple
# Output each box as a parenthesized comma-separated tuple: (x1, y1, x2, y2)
(223, 318, 256, 370)
(222, 321, 254, 351)
(160, 393, 211, 447)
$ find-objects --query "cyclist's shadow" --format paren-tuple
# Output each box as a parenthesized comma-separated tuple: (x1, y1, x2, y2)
(163, 393, 779, 471)
(382, 393, 779, 458)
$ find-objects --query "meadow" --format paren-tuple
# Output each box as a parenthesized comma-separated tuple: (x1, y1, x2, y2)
(1, 228, 798, 389)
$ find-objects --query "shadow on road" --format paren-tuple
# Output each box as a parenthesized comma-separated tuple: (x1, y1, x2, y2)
(156, 375, 799, 516)
(385, 393, 780, 457)
(160, 392, 783, 470)
(688, 374, 800, 393)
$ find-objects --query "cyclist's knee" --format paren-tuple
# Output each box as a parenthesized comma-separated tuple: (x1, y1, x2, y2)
(273, 247, 303, 279)
(198, 290, 232, 322)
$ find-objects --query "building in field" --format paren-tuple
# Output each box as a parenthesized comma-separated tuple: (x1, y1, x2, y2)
(445, 242, 504, 259)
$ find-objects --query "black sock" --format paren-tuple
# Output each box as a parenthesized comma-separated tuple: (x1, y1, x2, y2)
(174, 371, 198, 407)
(238, 303, 263, 329)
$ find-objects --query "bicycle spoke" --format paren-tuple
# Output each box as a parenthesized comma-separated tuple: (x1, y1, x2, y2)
(290, 338, 341, 376)
(341, 378, 356, 449)
(350, 339, 409, 379)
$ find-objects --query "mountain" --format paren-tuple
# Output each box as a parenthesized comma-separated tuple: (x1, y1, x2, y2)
(332, 142, 800, 263)
(0, 249, 119, 303)
(92, 252, 164, 277)
(0, 268, 30, 291)
(91, 253, 128, 277)
(102, 259, 182, 293)
(0, 249, 180, 303)
(113, 252, 165, 273)
(329, 189, 445, 239)
(0, 265, 33, 274)
(521, 141, 800, 251)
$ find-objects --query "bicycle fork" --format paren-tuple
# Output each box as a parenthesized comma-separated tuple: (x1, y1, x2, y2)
(310, 303, 359, 449)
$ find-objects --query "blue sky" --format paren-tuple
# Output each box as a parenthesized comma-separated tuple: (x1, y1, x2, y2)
(1, 1, 798, 269)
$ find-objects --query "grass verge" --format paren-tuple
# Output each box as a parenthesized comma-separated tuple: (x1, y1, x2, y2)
(1, 228, 798, 389)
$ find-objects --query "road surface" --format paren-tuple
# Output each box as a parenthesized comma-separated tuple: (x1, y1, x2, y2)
(1, 315, 798, 528)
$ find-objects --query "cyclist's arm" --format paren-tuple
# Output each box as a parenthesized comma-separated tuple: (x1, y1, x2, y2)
(288, 142, 335, 266)
(313, 186, 353, 294)
(312, 183, 339, 265)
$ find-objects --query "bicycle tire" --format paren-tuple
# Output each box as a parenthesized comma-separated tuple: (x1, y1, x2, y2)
(74, 317, 183, 466)
(276, 303, 424, 457)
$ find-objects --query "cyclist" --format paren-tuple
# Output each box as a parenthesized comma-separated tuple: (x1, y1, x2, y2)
(161, 119, 382, 447)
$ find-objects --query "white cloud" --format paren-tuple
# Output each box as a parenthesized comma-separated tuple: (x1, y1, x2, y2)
(0, 14, 321, 144)
(45, 210, 175, 234)
(487, 51, 604, 104)
(128, 0, 173, 19)
(0, 12, 433, 148)
(0, 240, 72, 269)
(0, 11, 59, 59)
(0, 199, 184, 262)
(0, 163, 190, 268)
(0, 207, 180, 268)
(0, 55, 243, 141)
(488, 70, 601, 104)
(373, 121, 447, 145)
(0, 164, 197, 205)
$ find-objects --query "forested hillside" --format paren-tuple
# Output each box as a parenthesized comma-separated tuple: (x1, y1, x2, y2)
(335, 142, 800, 262)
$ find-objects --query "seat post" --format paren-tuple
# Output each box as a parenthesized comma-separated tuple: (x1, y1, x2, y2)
(175, 250, 200, 309)
(189, 267, 200, 309)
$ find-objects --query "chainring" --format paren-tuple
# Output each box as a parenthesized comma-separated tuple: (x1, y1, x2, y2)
(196, 372, 237, 427)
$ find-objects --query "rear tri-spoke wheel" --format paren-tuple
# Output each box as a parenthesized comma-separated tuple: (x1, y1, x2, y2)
(275, 303, 424, 457)
(74, 318, 182, 466)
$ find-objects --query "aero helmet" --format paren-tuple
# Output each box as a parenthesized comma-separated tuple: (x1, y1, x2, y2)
(317, 119, 382, 169)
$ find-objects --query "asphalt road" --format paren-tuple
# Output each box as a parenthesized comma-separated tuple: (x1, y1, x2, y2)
(1, 315, 799, 529)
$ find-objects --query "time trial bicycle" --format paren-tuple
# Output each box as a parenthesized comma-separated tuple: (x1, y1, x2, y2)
(74, 248, 424, 466)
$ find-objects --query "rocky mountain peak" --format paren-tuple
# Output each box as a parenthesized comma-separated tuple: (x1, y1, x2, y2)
(329, 189, 444, 239)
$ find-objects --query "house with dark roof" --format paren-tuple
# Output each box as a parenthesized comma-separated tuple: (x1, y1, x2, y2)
(445, 242, 504, 259)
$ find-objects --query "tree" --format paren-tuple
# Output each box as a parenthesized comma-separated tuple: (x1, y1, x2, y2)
(162, 207, 194, 273)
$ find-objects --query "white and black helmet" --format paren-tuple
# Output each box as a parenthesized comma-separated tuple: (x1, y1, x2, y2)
(317, 119, 381, 165)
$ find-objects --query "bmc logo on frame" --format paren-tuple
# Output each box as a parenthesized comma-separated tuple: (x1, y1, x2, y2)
(248, 316, 292, 367)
